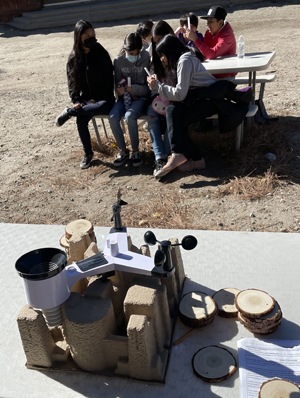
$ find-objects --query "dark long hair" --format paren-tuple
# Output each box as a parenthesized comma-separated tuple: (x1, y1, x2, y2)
(156, 34, 204, 71)
(136, 20, 154, 39)
(119, 32, 143, 56)
(70, 20, 95, 90)
(151, 20, 174, 80)
(180, 12, 198, 29)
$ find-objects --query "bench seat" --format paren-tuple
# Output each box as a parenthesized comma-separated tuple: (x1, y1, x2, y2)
(92, 104, 258, 153)
(233, 74, 276, 102)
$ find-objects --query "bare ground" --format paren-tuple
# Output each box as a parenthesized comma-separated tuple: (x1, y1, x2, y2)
(0, 0, 300, 233)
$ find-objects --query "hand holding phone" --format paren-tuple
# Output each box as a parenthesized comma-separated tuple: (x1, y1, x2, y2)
(144, 67, 151, 77)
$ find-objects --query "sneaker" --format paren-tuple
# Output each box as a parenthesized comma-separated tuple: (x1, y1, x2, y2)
(131, 151, 143, 167)
(55, 108, 70, 127)
(113, 150, 129, 167)
(80, 152, 94, 169)
(156, 152, 187, 178)
(178, 158, 206, 172)
(153, 158, 166, 178)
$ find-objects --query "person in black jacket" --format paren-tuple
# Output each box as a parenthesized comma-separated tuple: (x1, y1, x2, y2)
(55, 20, 115, 169)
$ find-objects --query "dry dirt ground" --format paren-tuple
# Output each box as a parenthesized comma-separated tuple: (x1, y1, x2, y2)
(0, 0, 300, 233)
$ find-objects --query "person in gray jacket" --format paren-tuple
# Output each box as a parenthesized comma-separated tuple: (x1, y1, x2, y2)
(109, 32, 150, 167)
(147, 34, 216, 177)
(148, 34, 250, 178)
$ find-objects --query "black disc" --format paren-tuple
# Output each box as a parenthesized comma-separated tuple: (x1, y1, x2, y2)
(144, 230, 157, 246)
(181, 235, 197, 250)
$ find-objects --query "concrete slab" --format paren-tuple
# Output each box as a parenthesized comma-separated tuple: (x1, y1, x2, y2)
(1, 222, 300, 398)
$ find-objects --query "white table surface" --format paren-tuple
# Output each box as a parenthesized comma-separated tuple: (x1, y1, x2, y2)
(1, 223, 300, 398)
(203, 52, 276, 74)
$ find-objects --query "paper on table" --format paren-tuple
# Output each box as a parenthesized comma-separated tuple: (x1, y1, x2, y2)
(238, 338, 300, 398)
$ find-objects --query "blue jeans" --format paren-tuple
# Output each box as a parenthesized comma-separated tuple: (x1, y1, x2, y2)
(68, 100, 114, 155)
(109, 98, 146, 151)
(147, 105, 170, 160)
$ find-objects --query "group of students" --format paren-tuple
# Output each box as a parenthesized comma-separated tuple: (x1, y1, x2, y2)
(55, 6, 251, 178)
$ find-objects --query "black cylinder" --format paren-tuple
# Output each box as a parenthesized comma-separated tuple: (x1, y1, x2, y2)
(15, 247, 67, 281)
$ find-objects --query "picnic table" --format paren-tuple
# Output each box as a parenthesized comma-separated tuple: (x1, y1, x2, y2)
(204, 51, 276, 106)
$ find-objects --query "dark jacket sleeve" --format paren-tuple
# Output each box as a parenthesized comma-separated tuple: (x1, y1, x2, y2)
(66, 51, 83, 104)
(87, 45, 115, 102)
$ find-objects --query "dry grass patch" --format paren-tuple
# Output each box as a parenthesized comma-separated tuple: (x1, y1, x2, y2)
(212, 117, 299, 199)
(217, 169, 286, 200)
(233, 119, 298, 179)
(122, 192, 206, 230)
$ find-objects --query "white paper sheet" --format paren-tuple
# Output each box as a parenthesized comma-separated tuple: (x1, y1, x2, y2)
(238, 338, 300, 397)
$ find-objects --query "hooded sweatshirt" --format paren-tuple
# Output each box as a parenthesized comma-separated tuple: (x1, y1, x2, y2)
(113, 48, 150, 98)
(194, 21, 237, 78)
(67, 42, 114, 104)
(154, 52, 216, 102)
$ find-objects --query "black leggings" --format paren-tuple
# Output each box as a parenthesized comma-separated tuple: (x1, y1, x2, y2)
(165, 100, 217, 160)
(69, 100, 114, 155)
(165, 80, 250, 160)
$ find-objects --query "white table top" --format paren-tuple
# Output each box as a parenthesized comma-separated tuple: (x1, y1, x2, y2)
(204, 51, 276, 74)
(1, 223, 300, 398)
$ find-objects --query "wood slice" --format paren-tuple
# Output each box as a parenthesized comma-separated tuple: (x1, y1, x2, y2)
(245, 324, 280, 335)
(259, 378, 300, 398)
(241, 317, 281, 335)
(60, 234, 69, 249)
(213, 288, 240, 318)
(65, 219, 94, 240)
(235, 289, 275, 318)
(179, 291, 217, 328)
(238, 312, 282, 332)
(239, 311, 282, 330)
(242, 300, 282, 325)
(192, 346, 237, 383)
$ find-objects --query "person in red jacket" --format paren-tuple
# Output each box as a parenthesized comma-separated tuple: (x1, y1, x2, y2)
(186, 6, 236, 80)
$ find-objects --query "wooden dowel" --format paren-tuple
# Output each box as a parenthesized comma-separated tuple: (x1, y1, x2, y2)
(173, 328, 195, 346)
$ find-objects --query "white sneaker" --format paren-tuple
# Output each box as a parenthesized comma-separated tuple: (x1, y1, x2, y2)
(178, 158, 206, 172)
(155, 153, 187, 178)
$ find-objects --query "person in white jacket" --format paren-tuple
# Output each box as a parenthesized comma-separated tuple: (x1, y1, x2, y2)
(147, 34, 216, 177)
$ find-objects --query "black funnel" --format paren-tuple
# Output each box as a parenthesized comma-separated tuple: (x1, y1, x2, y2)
(15, 248, 67, 281)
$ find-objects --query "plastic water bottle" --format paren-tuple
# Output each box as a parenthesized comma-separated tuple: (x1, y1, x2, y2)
(237, 35, 245, 59)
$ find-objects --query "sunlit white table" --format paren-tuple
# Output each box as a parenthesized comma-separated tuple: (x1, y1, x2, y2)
(204, 51, 276, 105)
(1, 223, 300, 398)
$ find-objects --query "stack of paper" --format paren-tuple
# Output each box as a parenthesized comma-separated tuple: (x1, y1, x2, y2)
(238, 338, 300, 397)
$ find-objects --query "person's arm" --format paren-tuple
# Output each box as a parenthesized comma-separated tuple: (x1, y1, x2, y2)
(99, 48, 115, 99)
(130, 54, 151, 97)
(113, 57, 124, 97)
(174, 25, 185, 36)
(66, 54, 83, 104)
(194, 31, 235, 59)
(196, 31, 204, 42)
(130, 80, 150, 97)
(113, 57, 123, 87)
(154, 57, 192, 102)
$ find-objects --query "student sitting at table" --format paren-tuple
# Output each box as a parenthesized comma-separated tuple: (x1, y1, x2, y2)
(147, 20, 176, 177)
(147, 34, 215, 177)
(174, 12, 203, 48)
(109, 32, 150, 167)
(186, 5, 236, 81)
(55, 20, 114, 169)
(147, 35, 250, 178)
